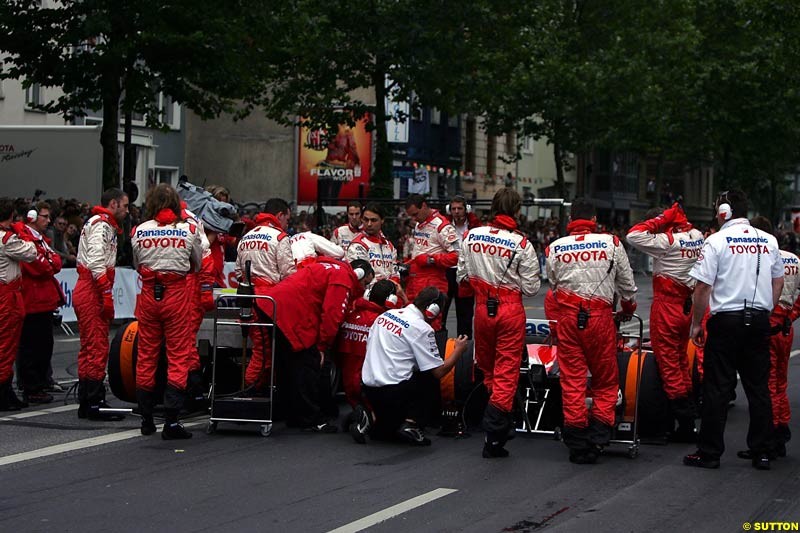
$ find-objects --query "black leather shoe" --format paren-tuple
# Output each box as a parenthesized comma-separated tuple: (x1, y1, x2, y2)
(736, 449, 777, 461)
(683, 452, 720, 469)
(162, 422, 193, 440)
(569, 449, 598, 465)
(751, 453, 771, 470)
(141, 416, 157, 436)
(482, 442, 510, 458)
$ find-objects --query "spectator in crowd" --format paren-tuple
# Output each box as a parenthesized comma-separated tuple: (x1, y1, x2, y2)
(51, 216, 77, 267)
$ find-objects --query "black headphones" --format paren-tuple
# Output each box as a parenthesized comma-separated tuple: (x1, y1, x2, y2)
(364, 280, 399, 308)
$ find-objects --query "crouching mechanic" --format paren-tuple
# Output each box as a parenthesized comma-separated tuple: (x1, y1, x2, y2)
(253, 258, 374, 432)
(356, 287, 468, 445)
(626, 203, 704, 441)
(457, 187, 541, 458)
(546, 199, 637, 464)
(132, 184, 204, 439)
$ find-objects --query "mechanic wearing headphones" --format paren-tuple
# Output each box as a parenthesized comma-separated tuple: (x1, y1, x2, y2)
(457, 188, 541, 458)
(546, 199, 637, 464)
(14, 201, 64, 405)
(445, 195, 482, 337)
(684, 190, 783, 470)
(359, 286, 468, 445)
(0, 198, 37, 411)
(74, 188, 129, 421)
(254, 258, 374, 432)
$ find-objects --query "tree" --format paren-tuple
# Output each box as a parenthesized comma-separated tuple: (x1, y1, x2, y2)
(0, 0, 265, 190)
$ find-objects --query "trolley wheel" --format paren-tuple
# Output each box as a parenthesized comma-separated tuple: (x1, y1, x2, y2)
(553, 427, 562, 441)
(627, 446, 639, 459)
(260, 423, 272, 437)
(206, 421, 217, 435)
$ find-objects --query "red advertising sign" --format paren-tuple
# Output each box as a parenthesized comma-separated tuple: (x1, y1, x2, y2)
(297, 115, 372, 204)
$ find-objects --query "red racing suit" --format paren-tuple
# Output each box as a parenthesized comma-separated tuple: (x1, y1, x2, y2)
(131, 210, 204, 393)
(457, 215, 540, 413)
(335, 298, 385, 407)
(74, 207, 121, 381)
(15, 224, 64, 314)
(331, 223, 362, 251)
(182, 208, 215, 375)
(290, 231, 344, 268)
(346, 232, 399, 285)
(238, 213, 295, 385)
(406, 210, 458, 330)
(254, 257, 363, 353)
(545, 220, 637, 432)
(627, 218, 704, 400)
(769, 250, 800, 427)
(0, 225, 37, 384)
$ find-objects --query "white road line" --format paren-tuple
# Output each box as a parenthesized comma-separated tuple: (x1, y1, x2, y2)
(0, 404, 76, 421)
(328, 488, 458, 533)
(791, 349, 800, 359)
(55, 337, 81, 343)
(0, 420, 204, 467)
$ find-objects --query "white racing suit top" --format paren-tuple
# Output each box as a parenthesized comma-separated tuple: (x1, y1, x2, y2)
(361, 304, 443, 387)
(346, 232, 399, 283)
(131, 218, 203, 276)
(236, 221, 295, 284)
(777, 250, 800, 310)
(456, 223, 541, 300)
(77, 214, 118, 280)
(331, 224, 362, 250)
(184, 208, 211, 265)
(546, 231, 637, 309)
(0, 227, 37, 283)
(408, 210, 459, 261)
(626, 226, 704, 295)
(290, 231, 345, 267)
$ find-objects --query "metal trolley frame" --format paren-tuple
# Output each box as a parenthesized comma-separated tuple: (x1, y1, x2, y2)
(608, 313, 645, 458)
(206, 294, 277, 437)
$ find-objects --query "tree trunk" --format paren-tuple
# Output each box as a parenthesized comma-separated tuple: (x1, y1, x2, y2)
(655, 151, 664, 207)
(371, 68, 392, 199)
(101, 75, 122, 191)
(553, 140, 566, 199)
(123, 107, 135, 183)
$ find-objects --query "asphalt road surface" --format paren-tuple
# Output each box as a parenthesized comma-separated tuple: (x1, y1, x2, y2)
(3, 275, 800, 533)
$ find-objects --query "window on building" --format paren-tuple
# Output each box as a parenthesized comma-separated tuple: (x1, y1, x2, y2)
(521, 135, 534, 154)
(430, 108, 441, 125)
(487, 135, 497, 177)
(24, 82, 43, 108)
(155, 167, 179, 186)
(447, 113, 458, 128)
(465, 118, 476, 172)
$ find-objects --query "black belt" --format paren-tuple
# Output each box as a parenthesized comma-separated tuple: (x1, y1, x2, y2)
(715, 309, 769, 317)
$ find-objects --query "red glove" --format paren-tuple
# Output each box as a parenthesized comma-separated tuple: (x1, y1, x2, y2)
(98, 275, 115, 322)
(672, 210, 689, 230)
(661, 203, 682, 226)
(414, 254, 432, 267)
(200, 283, 215, 312)
(620, 299, 637, 318)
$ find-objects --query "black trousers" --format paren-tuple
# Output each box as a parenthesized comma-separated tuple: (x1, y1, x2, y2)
(363, 374, 425, 440)
(274, 327, 325, 428)
(698, 312, 773, 458)
(16, 312, 54, 393)
(444, 268, 475, 338)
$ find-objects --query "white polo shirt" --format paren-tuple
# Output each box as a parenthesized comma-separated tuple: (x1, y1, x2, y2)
(689, 218, 783, 313)
(361, 304, 443, 387)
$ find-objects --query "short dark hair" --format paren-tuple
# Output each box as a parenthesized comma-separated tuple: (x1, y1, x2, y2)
(349, 259, 374, 279)
(405, 194, 427, 209)
(346, 201, 362, 212)
(101, 188, 127, 208)
(0, 197, 14, 221)
(570, 199, 596, 221)
(369, 279, 396, 304)
(413, 286, 443, 312)
(717, 189, 748, 219)
(450, 195, 468, 207)
(750, 215, 772, 234)
(362, 202, 383, 219)
(263, 198, 290, 216)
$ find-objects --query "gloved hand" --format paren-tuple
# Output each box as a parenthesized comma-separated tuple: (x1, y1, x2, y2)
(783, 316, 792, 337)
(414, 254, 433, 267)
(200, 283, 215, 312)
(98, 275, 115, 322)
(619, 299, 636, 322)
(661, 203, 682, 225)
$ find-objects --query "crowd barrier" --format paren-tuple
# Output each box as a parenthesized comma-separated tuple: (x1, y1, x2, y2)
(54, 262, 239, 322)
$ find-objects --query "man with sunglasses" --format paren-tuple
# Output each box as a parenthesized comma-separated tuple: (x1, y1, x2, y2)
(684, 190, 783, 470)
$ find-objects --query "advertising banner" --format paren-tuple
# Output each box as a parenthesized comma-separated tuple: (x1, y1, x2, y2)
(297, 114, 373, 204)
(55, 263, 240, 322)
